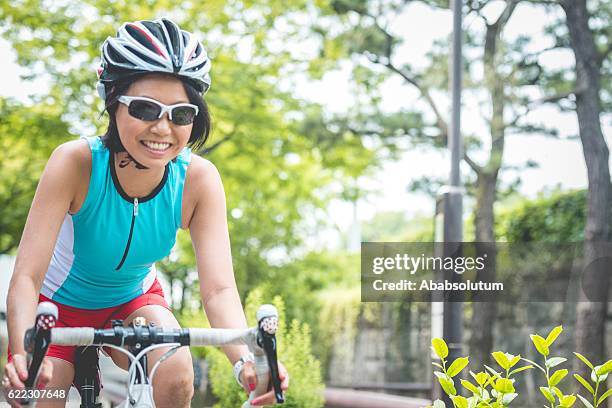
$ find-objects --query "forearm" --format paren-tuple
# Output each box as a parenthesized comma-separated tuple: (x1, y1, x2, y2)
(201, 286, 250, 364)
(7, 276, 40, 355)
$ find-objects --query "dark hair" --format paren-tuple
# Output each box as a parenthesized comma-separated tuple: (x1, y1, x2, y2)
(101, 73, 211, 154)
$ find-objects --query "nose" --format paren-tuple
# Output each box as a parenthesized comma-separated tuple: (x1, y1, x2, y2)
(150, 112, 172, 135)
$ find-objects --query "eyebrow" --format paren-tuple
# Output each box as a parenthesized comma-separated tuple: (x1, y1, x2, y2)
(137, 95, 190, 104)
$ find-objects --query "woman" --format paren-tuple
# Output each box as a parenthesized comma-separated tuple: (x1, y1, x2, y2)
(2, 18, 288, 407)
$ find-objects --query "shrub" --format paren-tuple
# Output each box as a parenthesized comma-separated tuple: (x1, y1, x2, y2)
(427, 326, 611, 408)
(207, 287, 325, 408)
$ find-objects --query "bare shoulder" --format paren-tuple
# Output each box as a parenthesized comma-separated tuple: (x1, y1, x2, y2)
(50, 138, 91, 171)
(182, 155, 225, 229)
(186, 154, 223, 193)
(46, 139, 92, 214)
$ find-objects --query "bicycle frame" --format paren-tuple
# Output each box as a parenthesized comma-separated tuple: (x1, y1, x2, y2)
(21, 302, 285, 408)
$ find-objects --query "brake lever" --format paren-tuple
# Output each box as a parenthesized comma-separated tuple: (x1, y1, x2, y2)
(256, 306, 284, 404)
(22, 302, 58, 405)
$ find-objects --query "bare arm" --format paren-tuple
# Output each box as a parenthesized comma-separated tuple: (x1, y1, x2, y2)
(188, 157, 249, 365)
(7, 140, 87, 355)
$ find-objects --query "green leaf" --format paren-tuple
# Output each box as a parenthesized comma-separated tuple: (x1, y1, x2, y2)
(596, 359, 612, 376)
(433, 362, 444, 369)
(530, 334, 550, 356)
(471, 371, 488, 386)
(439, 377, 457, 396)
(452, 395, 469, 408)
(574, 352, 594, 370)
(576, 394, 594, 408)
(509, 365, 534, 376)
(461, 379, 480, 395)
(546, 357, 567, 368)
(447, 357, 469, 377)
(508, 354, 521, 368)
(591, 366, 609, 383)
(550, 369, 569, 386)
(573, 374, 594, 394)
(433, 399, 446, 408)
(560, 394, 576, 407)
(597, 389, 612, 405)
(492, 351, 511, 370)
(494, 378, 515, 394)
(552, 386, 564, 399)
(545, 325, 563, 346)
(433, 338, 449, 360)
(540, 387, 556, 404)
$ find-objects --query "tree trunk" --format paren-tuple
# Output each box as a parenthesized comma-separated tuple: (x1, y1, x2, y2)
(562, 0, 612, 383)
(468, 0, 515, 367)
(470, 171, 499, 369)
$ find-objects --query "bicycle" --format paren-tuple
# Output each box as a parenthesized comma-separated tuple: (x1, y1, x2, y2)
(16, 301, 285, 407)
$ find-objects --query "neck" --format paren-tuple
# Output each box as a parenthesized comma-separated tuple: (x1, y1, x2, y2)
(113, 152, 166, 198)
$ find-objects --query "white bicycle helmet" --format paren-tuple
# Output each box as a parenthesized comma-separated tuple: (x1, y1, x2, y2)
(97, 18, 211, 99)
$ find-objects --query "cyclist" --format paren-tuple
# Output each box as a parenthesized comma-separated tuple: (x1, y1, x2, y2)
(2, 18, 289, 407)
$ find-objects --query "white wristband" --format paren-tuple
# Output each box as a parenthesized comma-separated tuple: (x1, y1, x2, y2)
(233, 352, 255, 387)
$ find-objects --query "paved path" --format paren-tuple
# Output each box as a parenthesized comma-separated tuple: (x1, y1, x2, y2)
(325, 388, 430, 408)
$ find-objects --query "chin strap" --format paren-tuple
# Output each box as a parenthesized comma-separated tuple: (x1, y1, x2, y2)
(116, 152, 150, 170)
(130, 154, 149, 170)
(115, 152, 178, 170)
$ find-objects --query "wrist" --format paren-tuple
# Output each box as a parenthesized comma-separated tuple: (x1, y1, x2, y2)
(233, 352, 254, 386)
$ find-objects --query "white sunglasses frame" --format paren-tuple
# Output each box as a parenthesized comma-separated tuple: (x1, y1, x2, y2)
(117, 95, 199, 124)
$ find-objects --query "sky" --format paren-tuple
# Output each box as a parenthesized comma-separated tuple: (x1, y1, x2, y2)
(0, 1, 610, 249)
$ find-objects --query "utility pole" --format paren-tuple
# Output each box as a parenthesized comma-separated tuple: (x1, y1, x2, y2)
(433, 0, 464, 405)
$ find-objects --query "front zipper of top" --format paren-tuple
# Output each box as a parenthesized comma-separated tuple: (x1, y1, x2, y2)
(115, 198, 138, 270)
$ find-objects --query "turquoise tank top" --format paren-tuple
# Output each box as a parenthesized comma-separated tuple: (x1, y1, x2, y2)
(40, 136, 191, 309)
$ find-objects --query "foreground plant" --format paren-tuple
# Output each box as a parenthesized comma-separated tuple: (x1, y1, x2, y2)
(572, 352, 612, 408)
(427, 337, 533, 408)
(523, 325, 576, 408)
(425, 325, 611, 408)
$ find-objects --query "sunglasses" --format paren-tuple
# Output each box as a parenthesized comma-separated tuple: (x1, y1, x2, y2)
(117, 95, 199, 126)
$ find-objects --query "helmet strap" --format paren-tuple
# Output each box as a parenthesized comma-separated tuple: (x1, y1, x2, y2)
(117, 152, 149, 170)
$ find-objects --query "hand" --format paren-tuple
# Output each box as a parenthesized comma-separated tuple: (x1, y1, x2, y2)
(2, 354, 53, 408)
(240, 360, 289, 406)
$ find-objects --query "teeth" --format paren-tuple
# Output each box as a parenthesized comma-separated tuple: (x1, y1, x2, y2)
(142, 141, 171, 151)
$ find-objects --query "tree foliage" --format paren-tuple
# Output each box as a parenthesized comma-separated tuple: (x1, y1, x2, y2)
(496, 190, 588, 242)
(0, 0, 382, 293)
(0, 98, 73, 253)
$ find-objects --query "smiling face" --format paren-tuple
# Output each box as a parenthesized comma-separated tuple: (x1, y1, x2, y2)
(115, 74, 193, 169)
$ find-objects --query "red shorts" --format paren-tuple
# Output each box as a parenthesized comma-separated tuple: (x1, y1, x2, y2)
(8, 279, 169, 365)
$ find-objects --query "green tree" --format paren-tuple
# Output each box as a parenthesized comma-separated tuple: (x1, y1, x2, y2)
(496, 189, 587, 242)
(361, 210, 434, 241)
(0, 0, 380, 291)
(0, 98, 73, 253)
(521, 0, 612, 383)
(556, 0, 611, 385)
(313, 0, 564, 370)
